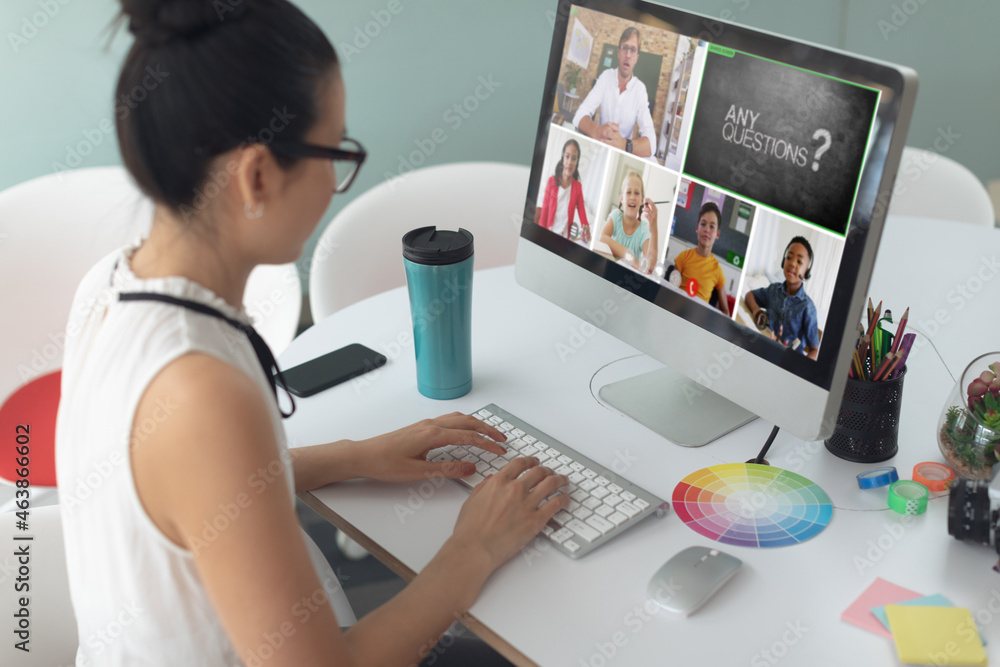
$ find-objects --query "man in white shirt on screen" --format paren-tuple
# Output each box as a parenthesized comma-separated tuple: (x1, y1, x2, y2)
(572, 27, 655, 159)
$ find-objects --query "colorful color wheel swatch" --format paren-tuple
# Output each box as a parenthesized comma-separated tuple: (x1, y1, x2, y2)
(672, 463, 833, 547)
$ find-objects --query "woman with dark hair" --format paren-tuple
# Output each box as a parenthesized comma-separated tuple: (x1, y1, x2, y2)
(55, 2, 568, 665)
(536, 138, 591, 242)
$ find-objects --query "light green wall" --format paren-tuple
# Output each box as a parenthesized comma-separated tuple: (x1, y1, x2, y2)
(3, 0, 996, 289)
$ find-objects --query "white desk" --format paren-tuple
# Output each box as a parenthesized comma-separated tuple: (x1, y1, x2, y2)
(281, 216, 1000, 666)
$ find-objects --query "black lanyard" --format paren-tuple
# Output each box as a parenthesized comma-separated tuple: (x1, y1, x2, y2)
(118, 292, 296, 418)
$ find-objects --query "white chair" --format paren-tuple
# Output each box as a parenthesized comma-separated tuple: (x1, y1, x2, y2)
(0, 167, 301, 511)
(0, 506, 77, 666)
(309, 161, 531, 321)
(888, 147, 995, 226)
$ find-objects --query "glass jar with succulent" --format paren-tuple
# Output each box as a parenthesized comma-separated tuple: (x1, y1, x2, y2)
(937, 353, 1000, 480)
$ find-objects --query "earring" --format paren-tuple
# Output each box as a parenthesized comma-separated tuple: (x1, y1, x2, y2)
(244, 202, 264, 219)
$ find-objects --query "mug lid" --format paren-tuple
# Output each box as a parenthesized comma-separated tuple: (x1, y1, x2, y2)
(402, 226, 474, 265)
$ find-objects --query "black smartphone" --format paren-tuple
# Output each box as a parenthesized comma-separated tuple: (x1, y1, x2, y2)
(279, 343, 387, 397)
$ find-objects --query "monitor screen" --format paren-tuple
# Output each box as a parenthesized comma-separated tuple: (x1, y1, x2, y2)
(517, 0, 916, 443)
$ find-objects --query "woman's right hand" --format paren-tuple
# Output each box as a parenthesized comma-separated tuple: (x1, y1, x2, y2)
(753, 308, 769, 330)
(450, 457, 569, 572)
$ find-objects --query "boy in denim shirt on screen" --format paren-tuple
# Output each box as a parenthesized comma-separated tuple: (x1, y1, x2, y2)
(744, 236, 820, 359)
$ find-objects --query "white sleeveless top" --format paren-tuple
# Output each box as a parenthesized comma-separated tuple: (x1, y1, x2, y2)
(56, 244, 354, 667)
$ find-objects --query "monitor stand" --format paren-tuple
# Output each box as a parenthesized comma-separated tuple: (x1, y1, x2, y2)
(597, 364, 756, 447)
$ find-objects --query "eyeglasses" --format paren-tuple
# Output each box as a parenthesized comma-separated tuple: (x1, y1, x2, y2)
(269, 137, 367, 193)
(619, 45, 638, 57)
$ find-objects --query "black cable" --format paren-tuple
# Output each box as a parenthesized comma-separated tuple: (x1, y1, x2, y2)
(754, 425, 780, 464)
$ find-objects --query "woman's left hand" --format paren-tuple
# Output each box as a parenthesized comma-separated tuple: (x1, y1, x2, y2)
(355, 412, 508, 483)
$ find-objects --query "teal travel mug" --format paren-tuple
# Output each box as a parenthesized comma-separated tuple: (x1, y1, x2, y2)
(402, 226, 474, 399)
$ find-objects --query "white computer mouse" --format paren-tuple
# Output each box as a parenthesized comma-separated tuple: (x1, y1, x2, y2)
(646, 546, 742, 616)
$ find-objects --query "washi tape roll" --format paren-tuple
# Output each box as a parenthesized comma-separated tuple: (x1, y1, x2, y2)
(888, 480, 929, 516)
(912, 462, 954, 492)
(857, 466, 899, 489)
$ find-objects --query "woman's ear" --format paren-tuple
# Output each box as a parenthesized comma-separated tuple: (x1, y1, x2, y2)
(233, 143, 272, 212)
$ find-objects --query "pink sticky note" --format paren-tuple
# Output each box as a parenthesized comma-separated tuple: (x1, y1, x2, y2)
(841, 578, 922, 638)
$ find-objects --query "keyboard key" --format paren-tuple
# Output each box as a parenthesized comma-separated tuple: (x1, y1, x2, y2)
(608, 511, 628, 526)
(477, 409, 492, 418)
(570, 489, 589, 503)
(582, 497, 601, 510)
(521, 435, 537, 445)
(466, 472, 486, 486)
(507, 439, 526, 451)
(604, 494, 623, 507)
(502, 448, 518, 460)
(568, 472, 585, 485)
(563, 540, 580, 554)
(542, 458, 560, 470)
(553, 510, 573, 526)
(488, 416, 503, 425)
(634, 498, 650, 510)
(475, 461, 491, 474)
(534, 450, 551, 462)
(586, 515, 614, 535)
(499, 421, 514, 432)
(594, 504, 614, 518)
(473, 414, 485, 421)
(608, 483, 623, 494)
(431, 454, 451, 463)
(552, 528, 574, 544)
(555, 465, 573, 476)
(461, 454, 478, 465)
(566, 519, 601, 542)
(541, 525, 554, 537)
(618, 501, 640, 518)
(545, 447, 561, 458)
(511, 428, 525, 438)
(557, 455, 572, 465)
(479, 451, 498, 463)
(579, 479, 597, 492)
(572, 507, 593, 521)
(621, 491, 636, 502)
(452, 447, 469, 458)
(582, 469, 598, 479)
(566, 499, 581, 512)
(491, 457, 509, 471)
(520, 445, 538, 457)
(570, 462, 586, 472)
(595, 476, 610, 486)
(591, 486, 611, 500)
(535, 441, 548, 451)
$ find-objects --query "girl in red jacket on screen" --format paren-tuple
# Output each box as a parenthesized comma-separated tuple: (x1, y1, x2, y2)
(536, 138, 591, 243)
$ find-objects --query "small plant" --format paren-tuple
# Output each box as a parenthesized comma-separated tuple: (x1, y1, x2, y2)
(562, 64, 583, 92)
(940, 362, 1000, 476)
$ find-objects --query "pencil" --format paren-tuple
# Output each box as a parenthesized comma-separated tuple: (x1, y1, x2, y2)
(867, 297, 874, 330)
(872, 352, 895, 381)
(865, 300, 882, 340)
(886, 333, 915, 380)
(890, 307, 909, 355)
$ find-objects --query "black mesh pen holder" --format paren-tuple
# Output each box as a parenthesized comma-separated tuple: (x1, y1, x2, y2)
(825, 368, 906, 463)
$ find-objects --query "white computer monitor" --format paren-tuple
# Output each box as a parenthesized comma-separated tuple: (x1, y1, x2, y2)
(516, 0, 917, 445)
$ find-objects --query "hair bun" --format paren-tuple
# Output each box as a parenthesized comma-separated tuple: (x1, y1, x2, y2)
(122, 0, 247, 45)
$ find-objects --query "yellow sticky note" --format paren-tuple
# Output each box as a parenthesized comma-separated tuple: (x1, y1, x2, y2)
(886, 605, 987, 666)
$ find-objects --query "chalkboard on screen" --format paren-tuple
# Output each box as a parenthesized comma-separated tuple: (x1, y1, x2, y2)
(682, 48, 879, 236)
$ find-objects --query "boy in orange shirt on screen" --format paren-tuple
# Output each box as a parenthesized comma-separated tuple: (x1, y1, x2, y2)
(673, 202, 729, 315)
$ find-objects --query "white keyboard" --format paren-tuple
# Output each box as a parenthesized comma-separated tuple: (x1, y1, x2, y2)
(428, 404, 669, 559)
